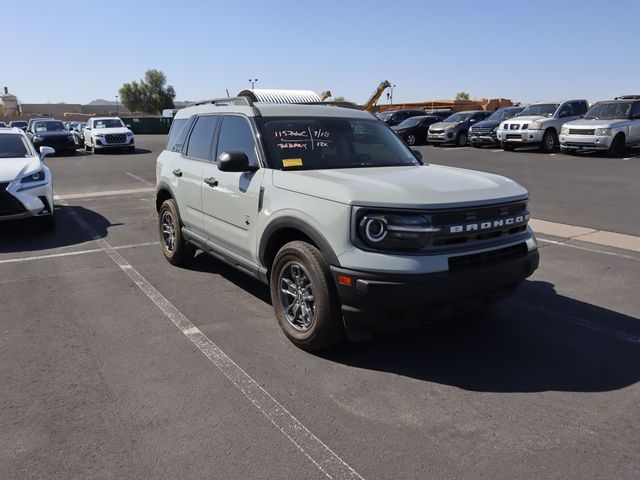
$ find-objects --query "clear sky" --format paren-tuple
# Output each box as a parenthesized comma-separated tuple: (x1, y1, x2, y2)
(3, 0, 639, 106)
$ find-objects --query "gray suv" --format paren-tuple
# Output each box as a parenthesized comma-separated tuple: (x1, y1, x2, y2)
(156, 96, 539, 350)
(427, 110, 491, 146)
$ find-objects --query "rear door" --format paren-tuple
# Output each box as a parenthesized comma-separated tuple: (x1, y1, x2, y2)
(173, 115, 220, 235)
(629, 102, 640, 144)
(201, 115, 265, 262)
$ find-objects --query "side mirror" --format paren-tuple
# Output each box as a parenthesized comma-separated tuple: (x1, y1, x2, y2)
(126, 124, 132, 128)
(85, 126, 91, 130)
(559, 111, 570, 118)
(39, 146, 55, 158)
(411, 149, 423, 162)
(217, 152, 257, 172)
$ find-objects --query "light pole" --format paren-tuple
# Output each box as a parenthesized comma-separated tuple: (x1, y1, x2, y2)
(386, 84, 397, 106)
(249, 78, 258, 90)
(115, 95, 119, 115)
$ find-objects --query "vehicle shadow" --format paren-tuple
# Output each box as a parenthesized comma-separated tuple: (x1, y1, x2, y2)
(0, 205, 115, 253)
(320, 280, 640, 393)
(93, 148, 152, 156)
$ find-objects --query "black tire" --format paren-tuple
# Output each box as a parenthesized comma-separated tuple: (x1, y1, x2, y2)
(406, 134, 416, 146)
(501, 142, 515, 151)
(606, 133, 626, 158)
(456, 131, 468, 147)
(540, 129, 557, 153)
(270, 241, 344, 351)
(84, 142, 91, 152)
(158, 199, 195, 266)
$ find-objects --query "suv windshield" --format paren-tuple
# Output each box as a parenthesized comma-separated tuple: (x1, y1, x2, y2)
(487, 108, 521, 121)
(518, 104, 559, 117)
(34, 121, 65, 132)
(584, 102, 633, 120)
(94, 119, 124, 129)
(0, 134, 31, 158)
(443, 112, 473, 123)
(260, 117, 420, 170)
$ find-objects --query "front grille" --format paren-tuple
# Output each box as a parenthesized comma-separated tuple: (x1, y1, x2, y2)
(568, 129, 595, 135)
(41, 136, 73, 146)
(0, 182, 27, 217)
(506, 134, 521, 139)
(105, 134, 127, 144)
(448, 243, 528, 271)
(429, 129, 444, 134)
(471, 127, 494, 135)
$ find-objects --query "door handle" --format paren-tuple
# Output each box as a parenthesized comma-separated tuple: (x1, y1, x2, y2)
(172, 168, 183, 177)
(203, 177, 218, 187)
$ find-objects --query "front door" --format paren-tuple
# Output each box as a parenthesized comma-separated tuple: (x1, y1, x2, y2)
(201, 115, 264, 262)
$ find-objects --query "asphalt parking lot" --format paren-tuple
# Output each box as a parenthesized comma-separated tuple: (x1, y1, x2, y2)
(1, 136, 639, 479)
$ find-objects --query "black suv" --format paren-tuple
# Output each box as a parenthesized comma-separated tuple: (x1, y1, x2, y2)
(377, 109, 427, 127)
(469, 106, 524, 148)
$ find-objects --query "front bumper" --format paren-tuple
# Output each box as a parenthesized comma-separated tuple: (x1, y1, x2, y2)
(94, 136, 135, 149)
(428, 130, 455, 144)
(469, 133, 498, 146)
(559, 134, 612, 150)
(0, 180, 54, 222)
(332, 240, 539, 331)
(33, 137, 76, 152)
(496, 128, 544, 144)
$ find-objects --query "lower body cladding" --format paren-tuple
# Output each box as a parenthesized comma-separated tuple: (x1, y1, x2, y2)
(0, 181, 54, 222)
(331, 238, 539, 334)
(496, 129, 544, 146)
(559, 134, 612, 151)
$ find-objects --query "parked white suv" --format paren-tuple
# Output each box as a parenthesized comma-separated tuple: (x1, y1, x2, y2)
(560, 97, 640, 157)
(0, 128, 55, 229)
(496, 100, 589, 152)
(83, 117, 135, 153)
(156, 96, 539, 350)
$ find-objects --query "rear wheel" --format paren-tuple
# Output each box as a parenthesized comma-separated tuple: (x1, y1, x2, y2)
(607, 133, 626, 158)
(270, 241, 344, 351)
(501, 142, 515, 151)
(540, 129, 557, 153)
(406, 134, 416, 146)
(158, 199, 194, 266)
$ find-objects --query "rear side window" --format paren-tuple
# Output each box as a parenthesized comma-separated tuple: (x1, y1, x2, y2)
(215, 116, 258, 166)
(166, 118, 188, 151)
(186, 116, 219, 160)
(632, 102, 640, 118)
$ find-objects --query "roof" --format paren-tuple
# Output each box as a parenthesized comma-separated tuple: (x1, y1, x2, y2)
(0, 127, 27, 135)
(238, 89, 322, 104)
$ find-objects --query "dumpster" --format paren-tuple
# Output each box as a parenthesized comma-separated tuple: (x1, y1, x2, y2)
(121, 116, 172, 134)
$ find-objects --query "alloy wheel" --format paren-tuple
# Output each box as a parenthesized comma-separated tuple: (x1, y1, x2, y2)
(279, 261, 316, 332)
(407, 134, 416, 146)
(161, 210, 176, 252)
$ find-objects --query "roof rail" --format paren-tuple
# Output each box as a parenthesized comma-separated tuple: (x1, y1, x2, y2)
(615, 95, 640, 100)
(191, 96, 254, 107)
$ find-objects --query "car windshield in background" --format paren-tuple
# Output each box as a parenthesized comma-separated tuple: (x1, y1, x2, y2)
(95, 119, 124, 128)
(443, 112, 472, 123)
(260, 117, 420, 170)
(488, 109, 520, 121)
(0, 134, 31, 158)
(11, 121, 28, 128)
(34, 121, 65, 132)
(518, 104, 559, 117)
(584, 102, 633, 120)
(397, 116, 426, 128)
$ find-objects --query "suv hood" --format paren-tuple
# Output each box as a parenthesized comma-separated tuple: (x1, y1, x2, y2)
(507, 115, 546, 123)
(92, 127, 131, 136)
(471, 119, 501, 129)
(430, 121, 460, 130)
(565, 118, 630, 128)
(272, 165, 527, 209)
(0, 156, 41, 182)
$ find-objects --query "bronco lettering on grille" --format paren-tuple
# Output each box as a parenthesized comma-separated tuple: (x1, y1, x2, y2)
(448, 214, 529, 234)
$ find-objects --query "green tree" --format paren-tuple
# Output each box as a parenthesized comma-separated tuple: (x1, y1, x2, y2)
(456, 91, 471, 100)
(119, 69, 176, 114)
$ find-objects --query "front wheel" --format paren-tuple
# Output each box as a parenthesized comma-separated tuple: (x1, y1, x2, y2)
(406, 134, 416, 146)
(501, 142, 515, 151)
(540, 129, 557, 153)
(158, 199, 194, 266)
(456, 131, 468, 147)
(607, 133, 626, 158)
(270, 241, 344, 351)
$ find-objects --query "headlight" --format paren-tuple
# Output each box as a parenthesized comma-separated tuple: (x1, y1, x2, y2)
(595, 128, 612, 136)
(561, 125, 570, 135)
(529, 121, 545, 130)
(126, 131, 134, 137)
(20, 169, 46, 184)
(33, 135, 44, 142)
(356, 211, 440, 252)
(501, 123, 508, 130)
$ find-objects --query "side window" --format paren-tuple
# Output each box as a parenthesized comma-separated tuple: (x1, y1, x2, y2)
(185, 115, 219, 160)
(631, 102, 640, 118)
(215, 116, 258, 167)
(166, 117, 193, 152)
(574, 102, 588, 116)
(559, 103, 574, 117)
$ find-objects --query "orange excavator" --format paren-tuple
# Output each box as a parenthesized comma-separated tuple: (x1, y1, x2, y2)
(363, 80, 391, 111)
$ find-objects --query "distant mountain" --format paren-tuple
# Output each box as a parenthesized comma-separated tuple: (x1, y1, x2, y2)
(88, 99, 118, 105)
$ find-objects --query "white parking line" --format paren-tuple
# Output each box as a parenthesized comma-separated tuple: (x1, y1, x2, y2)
(125, 172, 153, 186)
(491, 149, 503, 153)
(0, 241, 160, 265)
(537, 237, 640, 262)
(54, 187, 154, 201)
(62, 201, 365, 480)
(508, 299, 640, 345)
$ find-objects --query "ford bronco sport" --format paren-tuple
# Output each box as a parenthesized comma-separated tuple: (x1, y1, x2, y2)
(156, 96, 539, 351)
